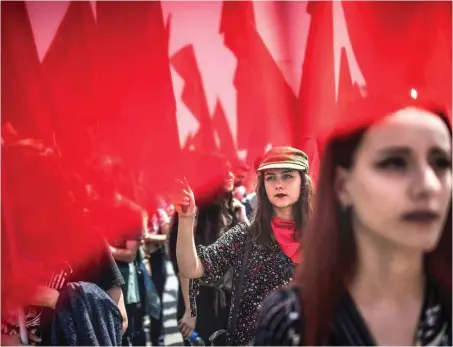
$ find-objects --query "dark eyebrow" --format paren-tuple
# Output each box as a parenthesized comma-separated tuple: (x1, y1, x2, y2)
(264, 172, 276, 177)
(377, 146, 411, 156)
(430, 146, 451, 156)
(377, 145, 452, 158)
(281, 169, 295, 174)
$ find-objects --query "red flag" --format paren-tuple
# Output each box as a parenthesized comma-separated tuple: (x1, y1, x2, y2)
(1, 1, 53, 140)
(298, 0, 335, 138)
(96, 1, 180, 192)
(337, 47, 363, 110)
(220, 0, 298, 166)
(212, 99, 238, 164)
(170, 44, 217, 151)
(296, 1, 334, 180)
(41, 1, 97, 174)
(315, 1, 452, 140)
(342, 1, 451, 107)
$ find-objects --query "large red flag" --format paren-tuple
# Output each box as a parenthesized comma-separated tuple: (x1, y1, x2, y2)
(297, 1, 335, 182)
(41, 1, 97, 174)
(220, 1, 298, 167)
(212, 99, 238, 165)
(337, 47, 363, 111)
(96, 1, 180, 193)
(171, 44, 217, 152)
(1, 1, 53, 140)
(308, 1, 452, 142)
(341, 1, 451, 108)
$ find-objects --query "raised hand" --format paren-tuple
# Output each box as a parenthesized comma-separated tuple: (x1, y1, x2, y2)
(171, 177, 196, 217)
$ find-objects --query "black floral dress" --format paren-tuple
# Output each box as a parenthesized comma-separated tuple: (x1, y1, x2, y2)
(189, 222, 296, 345)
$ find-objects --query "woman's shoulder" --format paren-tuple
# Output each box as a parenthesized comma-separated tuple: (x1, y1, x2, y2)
(253, 284, 303, 346)
(223, 222, 249, 240)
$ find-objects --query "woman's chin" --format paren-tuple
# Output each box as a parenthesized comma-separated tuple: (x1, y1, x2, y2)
(271, 200, 294, 210)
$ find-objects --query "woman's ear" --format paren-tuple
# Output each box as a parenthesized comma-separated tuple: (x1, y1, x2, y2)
(335, 167, 352, 208)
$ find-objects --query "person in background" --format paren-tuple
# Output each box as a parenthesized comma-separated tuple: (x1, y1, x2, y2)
(242, 155, 264, 221)
(89, 156, 147, 346)
(170, 153, 248, 345)
(1, 139, 127, 346)
(253, 97, 452, 345)
(173, 147, 313, 345)
(234, 161, 249, 188)
(143, 196, 171, 347)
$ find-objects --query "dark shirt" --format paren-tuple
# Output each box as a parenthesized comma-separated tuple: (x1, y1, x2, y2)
(253, 282, 452, 346)
(189, 223, 296, 345)
(91, 195, 144, 302)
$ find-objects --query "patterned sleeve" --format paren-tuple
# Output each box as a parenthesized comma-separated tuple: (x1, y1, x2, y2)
(252, 286, 302, 346)
(188, 222, 248, 316)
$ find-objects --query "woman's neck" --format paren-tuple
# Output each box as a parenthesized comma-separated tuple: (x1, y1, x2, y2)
(350, 229, 425, 302)
(273, 206, 294, 221)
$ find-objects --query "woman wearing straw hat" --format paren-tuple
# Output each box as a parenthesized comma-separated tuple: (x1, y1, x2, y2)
(172, 146, 314, 345)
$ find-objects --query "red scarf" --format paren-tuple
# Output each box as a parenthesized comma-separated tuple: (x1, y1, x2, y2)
(271, 217, 302, 264)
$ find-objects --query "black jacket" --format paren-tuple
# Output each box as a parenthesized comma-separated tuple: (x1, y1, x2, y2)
(51, 282, 122, 346)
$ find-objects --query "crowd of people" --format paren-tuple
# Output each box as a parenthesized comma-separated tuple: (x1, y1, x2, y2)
(1, 90, 452, 346)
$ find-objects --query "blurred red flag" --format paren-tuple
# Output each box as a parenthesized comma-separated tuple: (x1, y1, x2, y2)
(342, 1, 451, 107)
(41, 1, 98, 174)
(297, 1, 334, 184)
(171, 44, 217, 152)
(1, 1, 54, 140)
(96, 1, 180, 194)
(220, 0, 298, 168)
(320, 1, 452, 140)
(1, 139, 114, 310)
(337, 47, 362, 111)
(212, 99, 238, 165)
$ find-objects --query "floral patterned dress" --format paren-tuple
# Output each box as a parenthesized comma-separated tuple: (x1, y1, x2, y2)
(189, 222, 296, 345)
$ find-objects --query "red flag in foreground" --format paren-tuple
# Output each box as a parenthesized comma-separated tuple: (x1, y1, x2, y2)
(319, 1, 452, 140)
(220, 0, 298, 168)
(1, 1, 53, 140)
(96, 1, 180, 195)
(41, 1, 97, 174)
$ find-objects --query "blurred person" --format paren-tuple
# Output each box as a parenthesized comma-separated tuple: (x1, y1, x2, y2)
(169, 153, 248, 345)
(253, 98, 452, 345)
(242, 155, 264, 221)
(143, 196, 171, 346)
(233, 162, 250, 215)
(173, 147, 313, 345)
(233, 161, 250, 203)
(89, 156, 147, 346)
(233, 161, 250, 189)
(1, 139, 127, 346)
(166, 202, 175, 218)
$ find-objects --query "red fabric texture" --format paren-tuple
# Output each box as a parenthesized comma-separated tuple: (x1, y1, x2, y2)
(271, 217, 302, 264)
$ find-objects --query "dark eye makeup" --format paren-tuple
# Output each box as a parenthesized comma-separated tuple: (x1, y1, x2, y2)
(375, 156, 407, 170)
(374, 151, 452, 172)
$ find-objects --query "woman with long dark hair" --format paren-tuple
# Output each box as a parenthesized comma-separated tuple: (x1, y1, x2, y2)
(253, 96, 452, 345)
(173, 147, 313, 345)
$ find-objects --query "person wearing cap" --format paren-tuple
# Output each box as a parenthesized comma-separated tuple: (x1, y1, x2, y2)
(171, 146, 313, 345)
(253, 95, 452, 345)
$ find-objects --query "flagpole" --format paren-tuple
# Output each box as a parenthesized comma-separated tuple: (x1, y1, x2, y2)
(1, 158, 29, 345)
